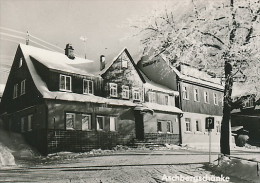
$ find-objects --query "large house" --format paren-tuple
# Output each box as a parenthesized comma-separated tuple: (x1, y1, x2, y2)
(137, 53, 224, 149)
(0, 44, 182, 155)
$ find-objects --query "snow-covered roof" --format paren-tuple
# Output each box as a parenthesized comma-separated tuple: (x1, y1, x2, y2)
(160, 55, 224, 90)
(0, 84, 5, 96)
(143, 102, 183, 113)
(21, 44, 95, 76)
(140, 71, 179, 95)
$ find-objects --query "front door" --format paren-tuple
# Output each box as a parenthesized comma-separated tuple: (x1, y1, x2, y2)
(134, 111, 144, 140)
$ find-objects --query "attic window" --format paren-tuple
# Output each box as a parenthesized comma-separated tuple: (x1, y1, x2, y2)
(19, 58, 23, 68)
(122, 85, 129, 99)
(121, 53, 128, 68)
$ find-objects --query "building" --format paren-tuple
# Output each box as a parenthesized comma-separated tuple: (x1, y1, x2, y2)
(0, 44, 182, 155)
(138, 53, 224, 149)
(100, 48, 182, 144)
(231, 95, 260, 146)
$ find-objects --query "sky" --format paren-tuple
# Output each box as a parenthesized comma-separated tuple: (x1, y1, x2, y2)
(0, 0, 170, 85)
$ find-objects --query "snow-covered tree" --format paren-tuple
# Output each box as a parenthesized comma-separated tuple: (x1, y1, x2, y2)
(131, 0, 260, 155)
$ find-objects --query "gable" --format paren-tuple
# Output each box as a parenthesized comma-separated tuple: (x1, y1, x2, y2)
(102, 49, 145, 85)
(1, 46, 43, 113)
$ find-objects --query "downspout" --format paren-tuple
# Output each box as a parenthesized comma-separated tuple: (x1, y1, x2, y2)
(177, 77, 183, 145)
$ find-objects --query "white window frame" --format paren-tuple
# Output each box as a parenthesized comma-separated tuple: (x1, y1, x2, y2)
(216, 121, 221, 133)
(109, 117, 116, 131)
(96, 115, 105, 130)
(165, 95, 169, 105)
(28, 114, 33, 131)
(213, 93, 218, 105)
(60, 74, 72, 92)
(182, 86, 189, 100)
(148, 91, 156, 103)
(82, 114, 91, 131)
(194, 88, 199, 102)
(185, 118, 191, 132)
(244, 98, 254, 108)
(13, 84, 18, 99)
(21, 79, 26, 95)
(121, 52, 128, 68)
(109, 83, 118, 97)
(66, 113, 75, 130)
(204, 91, 209, 104)
(83, 79, 94, 94)
(133, 88, 141, 101)
(166, 121, 171, 133)
(122, 85, 129, 99)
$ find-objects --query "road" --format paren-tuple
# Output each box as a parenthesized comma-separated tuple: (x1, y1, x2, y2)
(0, 149, 259, 183)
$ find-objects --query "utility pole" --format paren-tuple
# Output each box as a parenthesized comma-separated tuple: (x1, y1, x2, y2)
(26, 31, 29, 45)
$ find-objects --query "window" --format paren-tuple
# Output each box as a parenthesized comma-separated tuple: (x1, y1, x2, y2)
(213, 93, 218, 105)
(83, 79, 93, 94)
(121, 52, 128, 68)
(157, 121, 162, 132)
(60, 75, 71, 91)
(96, 116, 105, 130)
(204, 91, 209, 103)
(109, 83, 117, 97)
(21, 79, 26, 95)
(194, 89, 199, 102)
(216, 121, 221, 133)
(148, 92, 156, 103)
(133, 88, 141, 101)
(21, 117, 25, 132)
(28, 114, 33, 131)
(165, 95, 169, 105)
(167, 121, 171, 133)
(110, 117, 116, 131)
(82, 114, 91, 130)
(19, 57, 23, 68)
(244, 98, 254, 108)
(182, 86, 189, 100)
(195, 119, 201, 132)
(13, 84, 18, 99)
(185, 118, 191, 131)
(122, 85, 129, 99)
(66, 113, 75, 130)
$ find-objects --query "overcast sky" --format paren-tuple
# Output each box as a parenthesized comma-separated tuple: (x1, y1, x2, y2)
(0, 0, 171, 84)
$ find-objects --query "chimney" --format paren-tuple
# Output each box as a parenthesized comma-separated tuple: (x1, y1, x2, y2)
(65, 43, 75, 59)
(100, 55, 105, 70)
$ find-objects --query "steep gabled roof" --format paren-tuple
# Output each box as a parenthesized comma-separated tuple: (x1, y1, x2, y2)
(16, 44, 142, 107)
(100, 48, 146, 83)
(20, 44, 95, 76)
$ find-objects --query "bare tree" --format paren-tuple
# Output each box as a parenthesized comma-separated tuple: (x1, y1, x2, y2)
(131, 0, 260, 155)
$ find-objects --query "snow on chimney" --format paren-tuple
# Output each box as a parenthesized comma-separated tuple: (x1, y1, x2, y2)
(65, 43, 75, 59)
(100, 55, 105, 71)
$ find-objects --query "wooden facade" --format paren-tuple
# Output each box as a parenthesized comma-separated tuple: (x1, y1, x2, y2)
(1, 44, 182, 155)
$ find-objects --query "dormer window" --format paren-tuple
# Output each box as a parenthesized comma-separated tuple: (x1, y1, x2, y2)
(133, 88, 141, 101)
(109, 83, 118, 97)
(83, 79, 93, 94)
(21, 79, 26, 95)
(60, 74, 71, 92)
(122, 85, 129, 99)
(244, 98, 254, 108)
(19, 58, 23, 68)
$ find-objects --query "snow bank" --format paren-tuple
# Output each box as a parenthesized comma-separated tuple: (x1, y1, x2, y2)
(210, 156, 260, 183)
